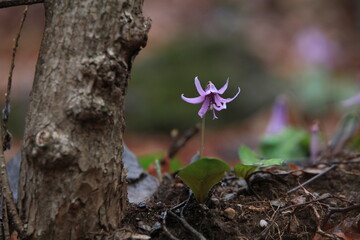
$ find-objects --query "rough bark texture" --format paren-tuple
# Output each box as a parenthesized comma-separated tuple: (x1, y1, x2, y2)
(17, 0, 150, 239)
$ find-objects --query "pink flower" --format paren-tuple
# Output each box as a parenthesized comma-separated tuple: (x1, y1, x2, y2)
(310, 121, 320, 164)
(265, 95, 288, 135)
(181, 77, 240, 119)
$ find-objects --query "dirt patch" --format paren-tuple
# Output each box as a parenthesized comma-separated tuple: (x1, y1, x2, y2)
(121, 156, 360, 240)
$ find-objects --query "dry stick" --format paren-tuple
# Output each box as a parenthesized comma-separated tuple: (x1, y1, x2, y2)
(2, 6, 28, 152)
(2, 200, 10, 240)
(170, 189, 192, 211)
(0, 7, 28, 238)
(162, 211, 181, 240)
(0, 0, 42, 8)
(168, 211, 207, 240)
(256, 209, 280, 240)
(180, 190, 192, 216)
(280, 194, 332, 212)
(257, 194, 333, 240)
(0, 128, 25, 236)
(165, 124, 200, 160)
(5, 5, 28, 116)
(321, 203, 360, 228)
(287, 164, 337, 194)
(0, 186, 3, 239)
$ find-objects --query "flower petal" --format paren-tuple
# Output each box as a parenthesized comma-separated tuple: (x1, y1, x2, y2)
(194, 76, 206, 96)
(215, 87, 241, 103)
(181, 94, 205, 104)
(342, 92, 360, 107)
(217, 78, 229, 94)
(198, 97, 210, 118)
(212, 109, 218, 120)
(212, 103, 226, 111)
(205, 82, 218, 94)
(213, 94, 226, 108)
(265, 95, 288, 135)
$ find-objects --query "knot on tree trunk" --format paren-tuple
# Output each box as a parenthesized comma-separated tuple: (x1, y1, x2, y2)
(66, 92, 113, 122)
(25, 126, 79, 169)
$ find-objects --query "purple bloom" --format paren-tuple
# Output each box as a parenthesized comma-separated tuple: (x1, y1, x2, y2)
(295, 28, 339, 68)
(181, 77, 240, 119)
(310, 122, 320, 164)
(265, 95, 288, 135)
(341, 92, 360, 107)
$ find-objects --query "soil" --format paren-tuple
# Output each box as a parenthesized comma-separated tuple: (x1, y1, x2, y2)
(121, 153, 360, 240)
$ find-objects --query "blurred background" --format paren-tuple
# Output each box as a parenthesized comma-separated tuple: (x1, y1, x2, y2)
(1, 0, 360, 165)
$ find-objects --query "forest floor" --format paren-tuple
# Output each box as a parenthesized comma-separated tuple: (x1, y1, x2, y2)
(121, 152, 360, 240)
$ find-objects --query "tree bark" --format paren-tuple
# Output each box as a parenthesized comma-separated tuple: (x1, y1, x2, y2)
(17, 0, 150, 239)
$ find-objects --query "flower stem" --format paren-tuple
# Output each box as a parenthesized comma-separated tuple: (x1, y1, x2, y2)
(200, 115, 205, 158)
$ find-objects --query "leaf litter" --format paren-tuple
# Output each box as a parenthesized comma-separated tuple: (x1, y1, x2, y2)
(121, 152, 360, 240)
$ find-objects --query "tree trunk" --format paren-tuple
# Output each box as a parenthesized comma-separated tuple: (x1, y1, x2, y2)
(17, 0, 150, 239)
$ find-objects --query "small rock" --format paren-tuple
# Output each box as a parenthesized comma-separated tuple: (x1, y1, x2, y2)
(138, 221, 151, 232)
(151, 222, 161, 232)
(270, 200, 285, 208)
(175, 183, 184, 188)
(210, 197, 220, 206)
(151, 222, 162, 235)
(224, 208, 236, 220)
(259, 219, 268, 228)
(137, 203, 147, 208)
(131, 234, 151, 240)
(199, 203, 209, 210)
(224, 193, 235, 200)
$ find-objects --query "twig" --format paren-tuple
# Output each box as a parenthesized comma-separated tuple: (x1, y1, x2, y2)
(321, 203, 360, 228)
(168, 211, 207, 240)
(257, 194, 333, 240)
(166, 124, 200, 160)
(162, 211, 180, 240)
(0, 0, 42, 8)
(280, 194, 332, 212)
(287, 165, 337, 194)
(181, 191, 192, 215)
(246, 170, 288, 200)
(2, 197, 10, 240)
(0, 117, 25, 237)
(328, 158, 360, 164)
(311, 205, 342, 240)
(256, 209, 280, 240)
(2, 6, 28, 151)
(0, 159, 25, 236)
(170, 189, 192, 211)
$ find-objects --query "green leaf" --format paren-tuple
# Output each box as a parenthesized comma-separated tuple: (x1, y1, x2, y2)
(238, 146, 261, 165)
(138, 153, 163, 170)
(260, 127, 310, 162)
(170, 158, 183, 172)
(259, 158, 283, 167)
(178, 158, 231, 203)
(234, 164, 258, 179)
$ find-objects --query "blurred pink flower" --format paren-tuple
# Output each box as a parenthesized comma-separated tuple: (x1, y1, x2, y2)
(181, 77, 240, 119)
(265, 95, 288, 135)
(295, 28, 339, 68)
(341, 92, 360, 107)
(310, 122, 320, 164)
